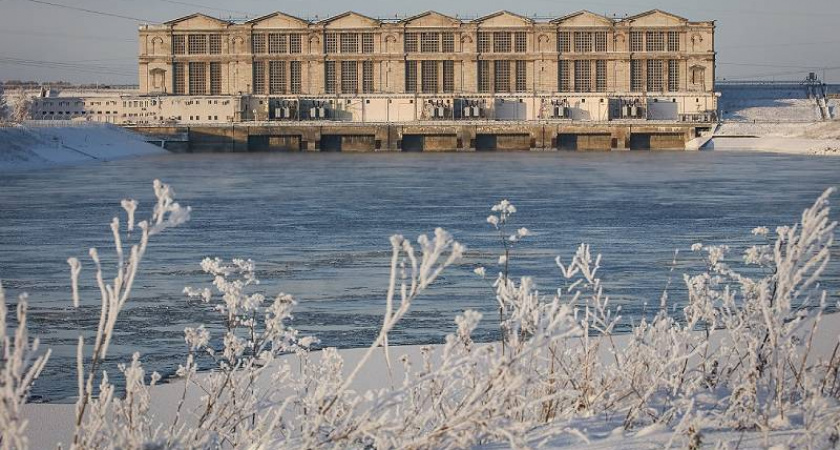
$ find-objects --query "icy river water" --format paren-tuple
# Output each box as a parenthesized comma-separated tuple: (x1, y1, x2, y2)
(2, 151, 840, 402)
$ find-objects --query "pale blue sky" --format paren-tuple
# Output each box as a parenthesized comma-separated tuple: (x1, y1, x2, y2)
(0, 0, 838, 83)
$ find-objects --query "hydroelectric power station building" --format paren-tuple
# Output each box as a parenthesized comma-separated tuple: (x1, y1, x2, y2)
(32, 9, 718, 151)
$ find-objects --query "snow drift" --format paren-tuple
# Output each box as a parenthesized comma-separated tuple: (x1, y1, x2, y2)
(717, 84, 823, 122)
(0, 121, 164, 172)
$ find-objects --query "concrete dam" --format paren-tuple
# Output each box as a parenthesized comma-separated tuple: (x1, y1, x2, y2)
(130, 122, 709, 153)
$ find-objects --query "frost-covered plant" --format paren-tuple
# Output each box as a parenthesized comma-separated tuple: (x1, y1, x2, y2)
(545, 244, 623, 420)
(82, 228, 466, 449)
(471, 189, 840, 446)
(68, 180, 190, 449)
(482, 200, 532, 354)
(0, 84, 8, 122)
(291, 229, 466, 448)
(8, 88, 31, 124)
(678, 189, 839, 433)
(0, 286, 51, 450)
(5, 183, 840, 450)
(168, 257, 314, 448)
(485, 199, 529, 278)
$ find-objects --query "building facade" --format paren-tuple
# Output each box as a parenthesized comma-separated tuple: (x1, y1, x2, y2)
(33, 9, 717, 126)
(29, 92, 243, 124)
(139, 9, 715, 100)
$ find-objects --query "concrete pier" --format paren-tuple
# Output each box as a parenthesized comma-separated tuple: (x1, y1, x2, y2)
(129, 121, 711, 153)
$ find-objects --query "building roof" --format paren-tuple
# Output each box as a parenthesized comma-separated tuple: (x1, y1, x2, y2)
(164, 13, 232, 26)
(472, 10, 534, 25)
(399, 11, 461, 25)
(158, 9, 708, 28)
(246, 12, 310, 26)
(550, 10, 614, 25)
(622, 9, 689, 23)
(318, 11, 381, 26)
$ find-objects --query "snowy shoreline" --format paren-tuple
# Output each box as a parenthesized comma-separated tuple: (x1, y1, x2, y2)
(709, 121, 840, 156)
(0, 122, 164, 173)
(22, 311, 840, 449)
(712, 84, 840, 156)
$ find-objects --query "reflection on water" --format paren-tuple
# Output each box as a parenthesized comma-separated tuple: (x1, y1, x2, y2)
(1, 151, 839, 401)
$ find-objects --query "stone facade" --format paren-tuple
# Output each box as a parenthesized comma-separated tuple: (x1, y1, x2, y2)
(138, 9, 716, 99)
(31, 9, 718, 126)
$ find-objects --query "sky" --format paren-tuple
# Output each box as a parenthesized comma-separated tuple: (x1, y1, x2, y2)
(0, 0, 838, 84)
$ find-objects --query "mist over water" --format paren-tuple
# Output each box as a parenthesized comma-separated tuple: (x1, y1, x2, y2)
(1, 151, 839, 402)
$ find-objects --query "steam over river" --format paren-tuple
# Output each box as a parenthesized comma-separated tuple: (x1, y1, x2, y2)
(1, 151, 839, 401)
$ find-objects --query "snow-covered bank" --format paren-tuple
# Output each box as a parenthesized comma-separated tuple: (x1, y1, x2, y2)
(710, 137, 840, 156)
(21, 345, 434, 450)
(0, 121, 164, 172)
(717, 83, 831, 122)
(709, 83, 840, 155)
(710, 121, 840, 155)
(22, 311, 840, 450)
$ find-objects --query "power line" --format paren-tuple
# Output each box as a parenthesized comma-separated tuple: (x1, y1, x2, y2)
(719, 66, 840, 80)
(698, 7, 840, 18)
(527, 0, 840, 18)
(718, 62, 830, 69)
(0, 54, 136, 67)
(721, 70, 816, 81)
(112, 0, 255, 17)
(719, 40, 840, 50)
(0, 29, 136, 43)
(150, 0, 253, 17)
(0, 56, 137, 77)
(23, 0, 159, 23)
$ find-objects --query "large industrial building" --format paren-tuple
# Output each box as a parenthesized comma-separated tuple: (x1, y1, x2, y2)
(128, 9, 717, 123)
(27, 9, 718, 151)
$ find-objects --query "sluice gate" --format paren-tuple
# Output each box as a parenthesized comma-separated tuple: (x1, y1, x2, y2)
(400, 134, 459, 152)
(319, 135, 377, 152)
(629, 133, 686, 151)
(248, 135, 302, 152)
(555, 133, 612, 151)
(475, 134, 531, 151)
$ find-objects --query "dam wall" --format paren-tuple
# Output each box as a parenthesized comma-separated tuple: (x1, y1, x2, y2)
(129, 122, 707, 153)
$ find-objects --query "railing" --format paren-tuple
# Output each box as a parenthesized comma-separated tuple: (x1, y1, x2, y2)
(2, 83, 139, 90)
(23, 120, 109, 128)
(716, 80, 808, 85)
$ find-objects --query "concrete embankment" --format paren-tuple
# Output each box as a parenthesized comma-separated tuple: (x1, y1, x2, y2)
(0, 122, 164, 172)
(129, 122, 710, 153)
